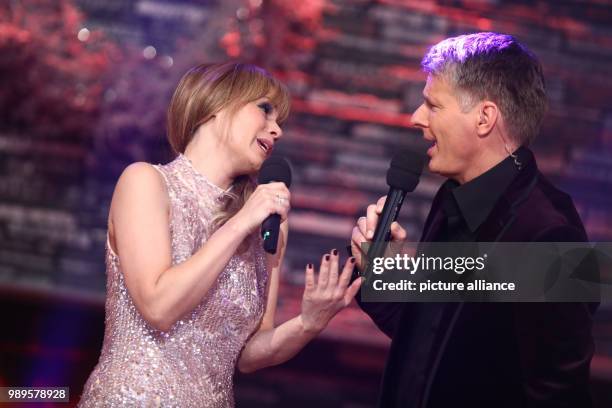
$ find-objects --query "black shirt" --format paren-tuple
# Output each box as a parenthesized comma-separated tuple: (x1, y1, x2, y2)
(436, 147, 523, 242)
(392, 148, 526, 407)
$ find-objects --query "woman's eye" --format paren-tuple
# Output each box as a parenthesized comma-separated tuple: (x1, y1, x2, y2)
(258, 102, 273, 115)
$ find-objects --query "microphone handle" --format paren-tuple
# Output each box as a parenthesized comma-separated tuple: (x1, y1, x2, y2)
(371, 188, 406, 244)
(262, 214, 281, 254)
(363, 188, 407, 279)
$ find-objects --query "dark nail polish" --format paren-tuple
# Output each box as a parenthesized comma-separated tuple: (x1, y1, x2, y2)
(324, 254, 330, 261)
(332, 249, 338, 256)
(307, 263, 313, 269)
(350, 257, 355, 264)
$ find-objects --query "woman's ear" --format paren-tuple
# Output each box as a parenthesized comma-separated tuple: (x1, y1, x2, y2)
(476, 101, 499, 137)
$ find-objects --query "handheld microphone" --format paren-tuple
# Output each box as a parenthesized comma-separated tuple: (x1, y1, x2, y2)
(363, 150, 426, 279)
(257, 157, 292, 254)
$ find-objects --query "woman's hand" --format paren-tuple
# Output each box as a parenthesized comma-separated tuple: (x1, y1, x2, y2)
(300, 250, 362, 334)
(233, 182, 290, 235)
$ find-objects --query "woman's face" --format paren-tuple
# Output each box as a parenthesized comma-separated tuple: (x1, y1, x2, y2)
(222, 96, 283, 174)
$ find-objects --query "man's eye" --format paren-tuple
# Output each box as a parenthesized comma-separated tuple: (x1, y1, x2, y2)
(258, 102, 273, 114)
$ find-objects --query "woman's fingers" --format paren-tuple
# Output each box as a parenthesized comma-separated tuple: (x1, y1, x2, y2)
(275, 199, 290, 222)
(338, 257, 356, 289)
(304, 263, 315, 293)
(335, 257, 360, 307)
(343, 277, 362, 306)
(264, 185, 290, 221)
(317, 253, 331, 289)
(327, 249, 339, 289)
(300, 255, 361, 333)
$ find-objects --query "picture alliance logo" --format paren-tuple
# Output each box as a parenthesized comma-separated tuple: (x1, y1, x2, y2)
(371, 253, 488, 275)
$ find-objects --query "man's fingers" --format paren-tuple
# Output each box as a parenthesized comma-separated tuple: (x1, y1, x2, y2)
(390, 221, 407, 242)
(365, 204, 379, 240)
(365, 196, 387, 239)
(351, 227, 368, 270)
(357, 216, 367, 238)
(376, 195, 387, 213)
(352, 225, 367, 246)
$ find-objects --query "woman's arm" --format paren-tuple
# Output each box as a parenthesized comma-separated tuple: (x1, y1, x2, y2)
(237, 231, 361, 373)
(111, 162, 289, 332)
(257, 217, 290, 331)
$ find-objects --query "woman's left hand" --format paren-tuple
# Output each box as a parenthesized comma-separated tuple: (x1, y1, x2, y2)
(300, 250, 362, 334)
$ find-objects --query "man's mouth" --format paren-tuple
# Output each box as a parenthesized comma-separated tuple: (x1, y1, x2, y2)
(427, 140, 437, 156)
(423, 133, 436, 147)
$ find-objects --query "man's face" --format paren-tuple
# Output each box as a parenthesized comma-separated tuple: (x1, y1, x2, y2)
(411, 74, 480, 183)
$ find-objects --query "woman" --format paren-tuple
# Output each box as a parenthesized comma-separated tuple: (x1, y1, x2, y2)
(78, 62, 361, 407)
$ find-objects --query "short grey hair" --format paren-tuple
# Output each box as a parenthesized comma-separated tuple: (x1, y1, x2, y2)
(421, 32, 547, 145)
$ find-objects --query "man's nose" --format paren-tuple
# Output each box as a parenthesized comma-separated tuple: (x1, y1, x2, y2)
(410, 104, 427, 128)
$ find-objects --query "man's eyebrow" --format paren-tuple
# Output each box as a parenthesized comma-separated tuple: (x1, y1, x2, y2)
(423, 94, 435, 105)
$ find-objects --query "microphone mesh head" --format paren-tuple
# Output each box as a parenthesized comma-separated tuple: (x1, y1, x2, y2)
(386, 150, 426, 192)
(257, 156, 292, 187)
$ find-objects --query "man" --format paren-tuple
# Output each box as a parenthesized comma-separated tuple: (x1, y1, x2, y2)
(351, 32, 597, 407)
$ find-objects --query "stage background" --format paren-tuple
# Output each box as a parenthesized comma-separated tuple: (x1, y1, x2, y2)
(1, 0, 611, 406)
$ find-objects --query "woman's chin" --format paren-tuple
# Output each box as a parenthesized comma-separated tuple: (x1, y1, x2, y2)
(242, 157, 263, 175)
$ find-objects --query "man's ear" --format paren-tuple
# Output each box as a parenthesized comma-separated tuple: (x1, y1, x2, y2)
(476, 101, 499, 137)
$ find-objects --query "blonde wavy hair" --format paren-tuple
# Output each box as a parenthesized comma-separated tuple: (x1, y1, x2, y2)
(166, 62, 290, 246)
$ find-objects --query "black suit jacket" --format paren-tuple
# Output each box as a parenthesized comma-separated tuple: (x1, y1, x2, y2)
(358, 149, 597, 408)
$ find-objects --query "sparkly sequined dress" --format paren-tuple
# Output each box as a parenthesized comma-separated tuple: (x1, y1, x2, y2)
(79, 154, 268, 407)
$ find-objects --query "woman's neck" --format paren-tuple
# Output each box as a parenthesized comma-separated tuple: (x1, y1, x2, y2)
(183, 132, 235, 190)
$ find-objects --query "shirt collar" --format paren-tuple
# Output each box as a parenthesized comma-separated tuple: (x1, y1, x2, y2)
(442, 147, 528, 233)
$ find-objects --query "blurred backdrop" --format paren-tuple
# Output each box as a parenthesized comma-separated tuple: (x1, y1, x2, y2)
(1, 0, 611, 406)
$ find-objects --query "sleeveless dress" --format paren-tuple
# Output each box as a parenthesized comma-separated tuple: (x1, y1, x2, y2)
(79, 154, 268, 407)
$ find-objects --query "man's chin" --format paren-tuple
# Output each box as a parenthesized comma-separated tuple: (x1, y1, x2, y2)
(427, 160, 453, 179)
(427, 159, 440, 175)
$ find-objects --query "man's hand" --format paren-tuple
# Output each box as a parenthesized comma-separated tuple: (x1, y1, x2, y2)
(350, 195, 408, 271)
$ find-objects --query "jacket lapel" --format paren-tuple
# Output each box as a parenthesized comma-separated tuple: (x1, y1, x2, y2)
(475, 149, 539, 242)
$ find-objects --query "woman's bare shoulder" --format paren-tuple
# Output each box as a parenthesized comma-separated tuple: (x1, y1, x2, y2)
(115, 162, 167, 194)
(119, 161, 164, 183)
(109, 162, 169, 222)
